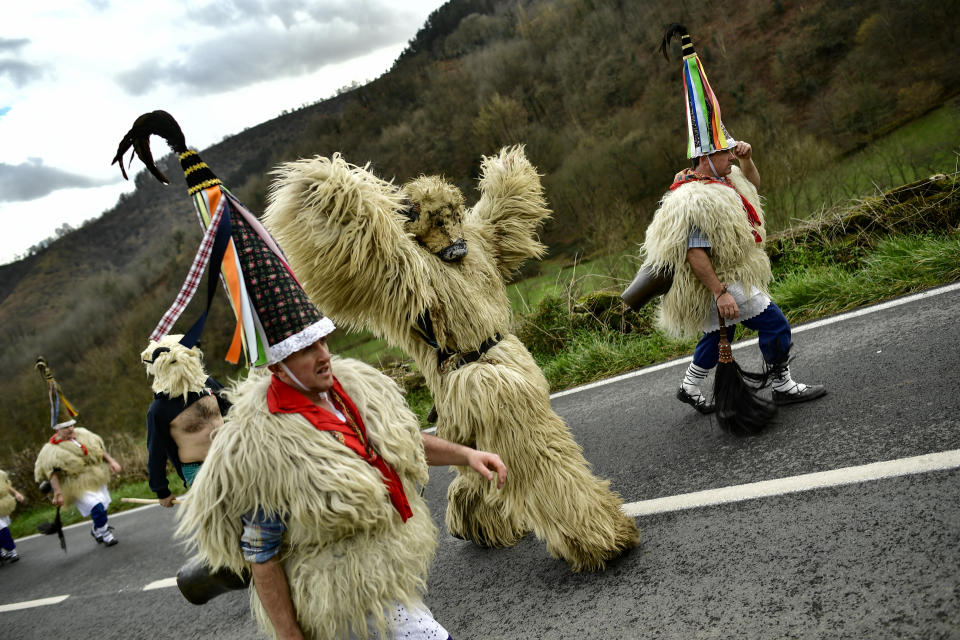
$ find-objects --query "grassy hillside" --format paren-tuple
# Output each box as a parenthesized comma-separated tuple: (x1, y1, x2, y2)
(1, 0, 959, 460)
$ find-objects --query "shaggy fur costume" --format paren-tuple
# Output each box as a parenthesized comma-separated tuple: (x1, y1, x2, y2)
(262, 146, 639, 572)
(176, 357, 437, 639)
(0, 471, 15, 518)
(641, 165, 772, 338)
(34, 427, 111, 507)
(141, 334, 209, 400)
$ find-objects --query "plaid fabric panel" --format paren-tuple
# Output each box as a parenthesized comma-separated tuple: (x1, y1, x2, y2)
(688, 226, 712, 249)
(150, 194, 226, 341)
(240, 508, 286, 563)
(229, 208, 323, 346)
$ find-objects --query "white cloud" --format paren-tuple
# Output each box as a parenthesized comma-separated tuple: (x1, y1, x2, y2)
(0, 158, 119, 202)
(0, 0, 446, 264)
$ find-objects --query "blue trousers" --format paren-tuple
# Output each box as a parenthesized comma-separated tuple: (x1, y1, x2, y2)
(692, 302, 792, 369)
(0, 526, 14, 551)
(90, 502, 108, 528)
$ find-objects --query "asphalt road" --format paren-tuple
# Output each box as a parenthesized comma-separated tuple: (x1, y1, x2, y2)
(2, 284, 958, 640)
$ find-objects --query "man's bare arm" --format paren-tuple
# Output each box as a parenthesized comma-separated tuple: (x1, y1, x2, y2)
(250, 558, 304, 640)
(686, 248, 739, 320)
(50, 471, 64, 507)
(421, 433, 507, 489)
(732, 141, 760, 189)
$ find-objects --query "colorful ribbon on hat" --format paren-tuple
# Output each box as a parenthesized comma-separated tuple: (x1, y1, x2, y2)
(678, 30, 733, 159)
(35, 357, 79, 429)
(150, 184, 271, 367)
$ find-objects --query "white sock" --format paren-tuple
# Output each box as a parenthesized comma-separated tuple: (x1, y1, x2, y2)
(682, 363, 711, 396)
(772, 366, 807, 394)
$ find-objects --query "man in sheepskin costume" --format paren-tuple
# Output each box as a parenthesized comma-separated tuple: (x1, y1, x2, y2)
(141, 336, 230, 506)
(115, 111, 506, 638)
(642, 24, 826, 414)
(261, 146, 639, 572)
(0, 469, 26, 562)
(34, 357, 122, 546)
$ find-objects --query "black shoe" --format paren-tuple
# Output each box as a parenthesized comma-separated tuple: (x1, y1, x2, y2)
(676, 387, 716, 414)
(773, 384, 827, 406)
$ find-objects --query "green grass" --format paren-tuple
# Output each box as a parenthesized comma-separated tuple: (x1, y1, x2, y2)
(538, 330, 697, 391)
(768, 104, 960, 228)
(9, 471, 184, 540)
(772, 232, 960, 324)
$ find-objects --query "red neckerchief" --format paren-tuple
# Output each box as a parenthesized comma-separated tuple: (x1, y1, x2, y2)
(267, 374, 413, 522)
(49, 433, 88, 456)
(670, 169, 762, 243)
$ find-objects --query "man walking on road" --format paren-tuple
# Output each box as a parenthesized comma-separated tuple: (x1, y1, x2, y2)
(641, 24, 826, 414)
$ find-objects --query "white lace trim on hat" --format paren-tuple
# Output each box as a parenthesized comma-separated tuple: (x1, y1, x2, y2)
(266, 316, 336, 365)
(52, 419, 77, 430)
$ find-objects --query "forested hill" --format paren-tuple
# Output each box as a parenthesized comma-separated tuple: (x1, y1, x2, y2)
(1, 0, 958, 452)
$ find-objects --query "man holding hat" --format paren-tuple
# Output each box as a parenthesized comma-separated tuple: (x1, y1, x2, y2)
(641, 24, 826, 415)
(33, 358, 122, 546)
(116, 111, 507, 638)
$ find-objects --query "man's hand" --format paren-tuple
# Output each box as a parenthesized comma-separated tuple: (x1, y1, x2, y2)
(52, 492, 64, 507)
(731, 140, 759, 188)
(716, 290, 740, 320)
(158, 495, 176, 508)
(465, 450, 507, 489)
(731, 140, 752, 161)
(109, 459, 122, 474)
(13, 490, 25, 503)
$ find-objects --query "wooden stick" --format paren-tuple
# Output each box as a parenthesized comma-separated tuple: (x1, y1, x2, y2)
(121, 497, 183, 504)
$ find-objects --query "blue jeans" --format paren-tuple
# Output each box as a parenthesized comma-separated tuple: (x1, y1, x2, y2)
(182, 462, 202, 488)
(692, 302, 792, 369)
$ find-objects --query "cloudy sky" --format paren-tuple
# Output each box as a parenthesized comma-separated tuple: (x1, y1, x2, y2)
(1, 0, 447, 264)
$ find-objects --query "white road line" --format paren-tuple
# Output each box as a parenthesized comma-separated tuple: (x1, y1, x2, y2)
(430, 283, 960, 431)
(0, 595, 70, 613)
(552, 281, 960, 399)
(143, 577, 178, 591)
(622, 449, 960, 517)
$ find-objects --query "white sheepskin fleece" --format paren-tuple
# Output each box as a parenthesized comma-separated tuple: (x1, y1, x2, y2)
(140, 334, 209, 400)
(33, 427, 110, 506)
(176, 357, 436, 640)
(263, 146, 639, 572)
(0, 470, 15, 518)
(641, 165, 773, 338)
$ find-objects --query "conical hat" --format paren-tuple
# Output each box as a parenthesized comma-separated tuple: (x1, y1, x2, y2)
(35, 357, 79, 429)
(114, 111, 334, 366)
(661, 24, 735, 158)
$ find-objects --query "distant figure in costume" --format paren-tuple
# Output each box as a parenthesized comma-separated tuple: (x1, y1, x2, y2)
(262, 147, 639, 571)
(640, 25, 826, 417)
(141, 336, 230, 506)
(33, 358, 122, 546)
(115, 110, 507, 637)
(0, 469, 26, 563)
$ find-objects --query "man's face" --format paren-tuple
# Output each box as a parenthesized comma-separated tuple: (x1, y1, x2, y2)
(700, 149, 734, 177)
(56, 425, 75, 439)
(275, 337, 334, 395)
